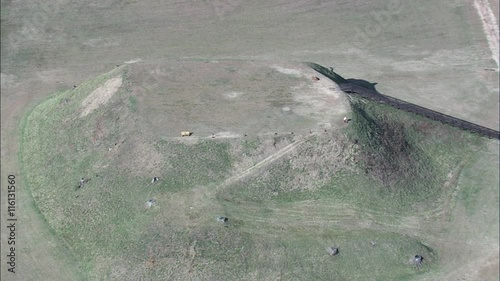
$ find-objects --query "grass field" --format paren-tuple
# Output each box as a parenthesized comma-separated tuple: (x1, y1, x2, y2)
(15, 61, 498, 280)
(2, 0, 499, 280)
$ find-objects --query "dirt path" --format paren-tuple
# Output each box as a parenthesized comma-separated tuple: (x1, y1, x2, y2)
(437, 153, 476, 224)
(182, 132, 316, 217)
(473, 0, 499, 69)
(221, 134, 316, 188)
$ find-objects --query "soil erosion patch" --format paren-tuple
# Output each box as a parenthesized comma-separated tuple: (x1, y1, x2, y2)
(81, 76, 123, 117)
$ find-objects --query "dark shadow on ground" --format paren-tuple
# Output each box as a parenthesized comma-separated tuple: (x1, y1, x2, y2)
(345, 79, 378, 92)
(305, 62, 500, 140)
(305, 62, 380, 93)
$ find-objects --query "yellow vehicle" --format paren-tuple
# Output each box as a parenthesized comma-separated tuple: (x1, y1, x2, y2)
(181, 131, 192, 137)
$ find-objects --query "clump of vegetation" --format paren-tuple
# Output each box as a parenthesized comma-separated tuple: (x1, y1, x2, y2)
(128, 95, 138, 112)
(344, 95, 483, 202)
(347, 97, 437, 193)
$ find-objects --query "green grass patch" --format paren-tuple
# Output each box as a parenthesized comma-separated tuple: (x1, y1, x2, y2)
(20, 62, 492, 280)
(241, 138, 260, 156)
(128, 95, 138, 112)
(156, 140, 232, 191)
(345, 96, 482, 199)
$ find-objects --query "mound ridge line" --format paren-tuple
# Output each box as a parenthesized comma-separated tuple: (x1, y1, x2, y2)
(308, 63, 500, 140)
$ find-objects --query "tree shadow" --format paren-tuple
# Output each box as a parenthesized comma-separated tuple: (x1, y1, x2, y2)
(305, 62, 381, 93)
(306, 61, 500, 139)
(345, 78, 379, 93)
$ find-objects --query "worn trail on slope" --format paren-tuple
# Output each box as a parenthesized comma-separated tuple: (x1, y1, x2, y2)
(222, 134, 316, 188)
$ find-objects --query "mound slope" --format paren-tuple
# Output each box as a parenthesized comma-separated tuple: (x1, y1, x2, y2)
(20, 60, 496, 280)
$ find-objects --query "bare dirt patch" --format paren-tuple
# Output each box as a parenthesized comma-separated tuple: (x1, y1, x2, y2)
(125, 58, 142, 64)
(80, 76, 123, 117)
(271, 65, 303, 77)
(224, 91, 244, 99)
(293, 81, 349, 125)
(211, 131, 241, 139)
(478, 254, 500, 280)
(270, 64, 350, 127)
(126, 61, 345, 138)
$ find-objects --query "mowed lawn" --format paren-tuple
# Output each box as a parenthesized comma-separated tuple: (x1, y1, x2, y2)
(18, 62, 498, 280)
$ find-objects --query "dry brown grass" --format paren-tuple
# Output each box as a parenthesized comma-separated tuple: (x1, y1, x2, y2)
(80, 76, 123, 117)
